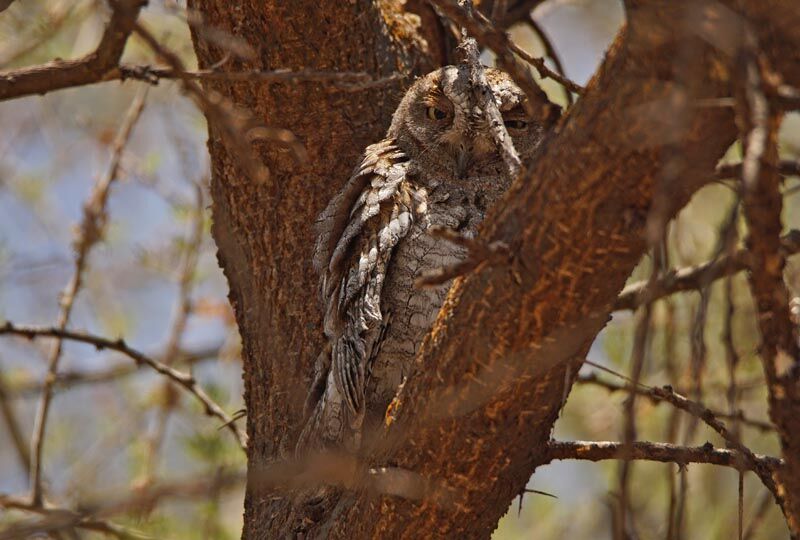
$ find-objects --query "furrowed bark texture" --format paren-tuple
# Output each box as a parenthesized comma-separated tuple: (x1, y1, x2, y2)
(189, 0, 800, 538)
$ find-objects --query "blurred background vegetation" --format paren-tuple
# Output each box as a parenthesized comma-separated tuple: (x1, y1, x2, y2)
(0, 0, 797, 538)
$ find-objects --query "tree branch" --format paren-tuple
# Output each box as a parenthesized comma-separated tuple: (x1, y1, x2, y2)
(116, 64, 404, 89)
(645, 383, 780, 502)
(325, 2, 800, 536)
(4, 345, 221, 397)
(0, 0, 146, 102)
(737, 29, 800, 536)
(0, 322, 246, 451)
(615, 229, 800, 311)
(576, 372, 774, 432)
(544, 440, 783, 472)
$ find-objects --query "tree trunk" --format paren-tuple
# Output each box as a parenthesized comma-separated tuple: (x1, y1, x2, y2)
(189, 1, 800, 538)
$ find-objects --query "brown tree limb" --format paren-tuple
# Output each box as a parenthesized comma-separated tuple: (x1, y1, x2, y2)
(615, 229, 800, 311)
(185, 1, 435, 536)
(0, 0, 146, 102)
(738, 31, 800, 537)
(327, 2, 800, 537)
(544, 440, 783, 472)
(0, 322, 246, 451)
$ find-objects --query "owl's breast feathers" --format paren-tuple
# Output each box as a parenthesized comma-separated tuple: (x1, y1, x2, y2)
(298, 139, 422, 450)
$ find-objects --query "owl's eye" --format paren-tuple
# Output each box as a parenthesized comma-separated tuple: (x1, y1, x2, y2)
(504, 119, 528, 130)
(426, 106, 448, 121)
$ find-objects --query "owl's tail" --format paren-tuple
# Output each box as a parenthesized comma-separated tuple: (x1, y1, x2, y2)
(295, 344, 363, 455)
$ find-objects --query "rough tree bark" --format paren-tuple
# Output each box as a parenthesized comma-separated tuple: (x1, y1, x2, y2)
(189, 1, 800, 538)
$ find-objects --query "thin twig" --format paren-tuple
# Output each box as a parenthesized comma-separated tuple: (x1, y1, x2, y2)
(575, 373, 774, 432)
(5, 346, 222, 397)
(714, 159, 800, 182)
(0, 322, 247, 451)
(662, 298, 681, 540)
(0, 495, 148, 540)
(0, 366, 31, 474)
(428, 0, 571, 119)
(648, 384, 779, 500)
(27, 88, 147, 506)
(581, 360, 781, 504)
(743, 490, 776, 540)
(617, 238, 667, 538)
(618, 291, 654, 540)
(414, 226, 510, 288)
(545, 440, 782, 472)
(132, 21, 307, 185)
(115, 64, 403, 90)
(140, 183, 206, 487)
(525, 15, 573, 105)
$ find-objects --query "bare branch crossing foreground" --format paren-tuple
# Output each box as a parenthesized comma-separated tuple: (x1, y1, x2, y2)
(0, 322, 247, 450)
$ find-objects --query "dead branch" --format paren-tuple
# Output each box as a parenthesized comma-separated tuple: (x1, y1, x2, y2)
(116, 65, 404, 90)
(132, 21, 306, 185)
(545, 440, 783, 472)
(525, 14, 574, 105)
(576, 372, 774, 432)
(0, 322, 247, 451)
(5, 346, 221, 398)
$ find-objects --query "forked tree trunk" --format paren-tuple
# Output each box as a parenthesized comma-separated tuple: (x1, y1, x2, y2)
(188, 1, 800, 538)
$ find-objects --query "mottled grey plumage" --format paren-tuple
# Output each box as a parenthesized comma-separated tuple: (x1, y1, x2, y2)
(298, 65, 550, 452)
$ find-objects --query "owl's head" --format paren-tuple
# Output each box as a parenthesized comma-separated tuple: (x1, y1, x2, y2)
(387, 65, 550, 178)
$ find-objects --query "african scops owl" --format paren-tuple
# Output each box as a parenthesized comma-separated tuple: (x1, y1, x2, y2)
(298, 65, 550, 452)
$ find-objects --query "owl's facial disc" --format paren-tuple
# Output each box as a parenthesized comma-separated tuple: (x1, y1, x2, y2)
(389, 65, 544, 179)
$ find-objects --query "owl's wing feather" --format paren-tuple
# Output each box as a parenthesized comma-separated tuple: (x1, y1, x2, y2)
(300, 140, 415, 450)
